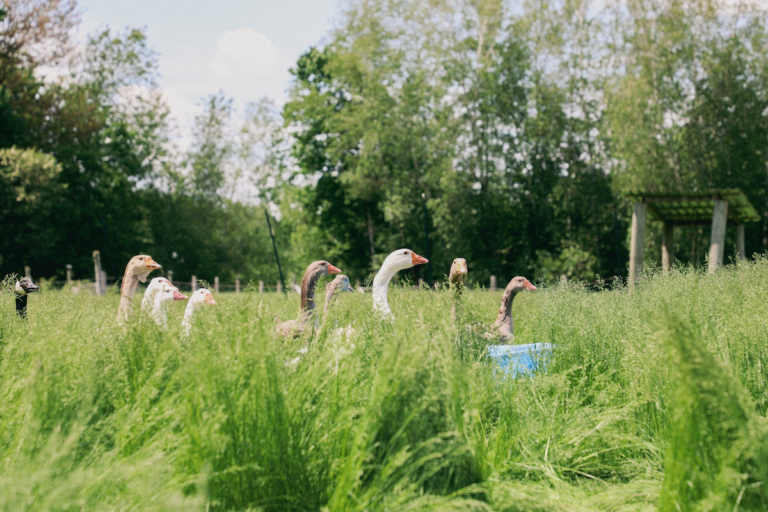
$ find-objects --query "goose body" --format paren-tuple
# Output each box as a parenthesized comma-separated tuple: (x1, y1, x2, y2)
(15, 277, 39, 319)
(372, 249, 428, 318)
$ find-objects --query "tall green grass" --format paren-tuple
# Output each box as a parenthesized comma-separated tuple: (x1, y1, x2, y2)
(2, 260, 768, 510)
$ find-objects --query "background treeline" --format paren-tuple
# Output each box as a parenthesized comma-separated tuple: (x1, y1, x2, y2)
(2, 0, 768, 286)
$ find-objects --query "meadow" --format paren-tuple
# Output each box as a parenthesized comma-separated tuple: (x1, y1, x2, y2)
(2, 261, 768, 511)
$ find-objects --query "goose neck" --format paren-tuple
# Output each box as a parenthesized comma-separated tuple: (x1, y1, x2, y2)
(15, 294, 28, 318)
(372, 262, 399, 316)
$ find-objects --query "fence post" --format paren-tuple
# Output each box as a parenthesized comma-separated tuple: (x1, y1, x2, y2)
(66, 264, 73, 283)
(93, 250, 103, 296)
(100, 270, 108, 293)
(236, 275, 240, 293)
(191, 275, 197, 292)
(167, 270, 173, 284)
(259, 281, 264, 294)
(276, 281, 282, 294)
(418, 278, 423, 290)
(214, 276, 219, 293)
(490, 275, 497, 292)
(24, 265, 31, 280)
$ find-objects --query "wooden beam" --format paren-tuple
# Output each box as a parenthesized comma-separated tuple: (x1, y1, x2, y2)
(736, 224, 746, 261)
(662, 223, 674, 272)
(629, 202, 647, 283)
(708, 199, 728, 273)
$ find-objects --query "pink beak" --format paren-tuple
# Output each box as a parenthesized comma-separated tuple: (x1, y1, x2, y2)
(524, 280, 537, 291)
(328, 263, 341, 275)
(173, 290, 188, 301)
(411, 252, 429, 265)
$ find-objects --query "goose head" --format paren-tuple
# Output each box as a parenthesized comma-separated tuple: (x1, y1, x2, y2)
(155, 283, 188, 305)
(380, 249, 429, 276)
(15, 277, 39, 295)
(324, 274, 354, 313)
(327, 274, 354, 294)
(449, 258, 467, 285)
(189, 288, 217, 307)
(305, 261, 342, 280)
(125, 255, 162, 284)
(505, 276, 537, 295)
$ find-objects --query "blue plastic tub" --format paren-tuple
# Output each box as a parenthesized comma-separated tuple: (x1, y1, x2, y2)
(487, 343, 553, 377)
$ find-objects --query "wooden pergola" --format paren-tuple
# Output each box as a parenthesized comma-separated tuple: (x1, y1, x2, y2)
(624, 189, 760, 279)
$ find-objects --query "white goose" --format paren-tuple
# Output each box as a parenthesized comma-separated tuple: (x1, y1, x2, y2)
(182, 288, 217, 335)
(142, 277, 177, 311)
(151, 282, 188, 327)
(372, 249, 428, 318)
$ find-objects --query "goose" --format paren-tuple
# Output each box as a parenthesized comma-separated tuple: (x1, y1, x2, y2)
(151, 282, 188, 327)
(485, 276, 537, 342)
(275, 260, 341, 339)
(182, 287, 217, 335)
(142, 277, 178, 311)
(324, 274, 354, 315)
(372, 249, 428, 318)
(449, 258, 467, 318)
(15, 277, 39, 318)
(117, 255, 162, 323)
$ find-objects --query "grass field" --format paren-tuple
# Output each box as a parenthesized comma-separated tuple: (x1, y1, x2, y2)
(2, 260, 768, 511)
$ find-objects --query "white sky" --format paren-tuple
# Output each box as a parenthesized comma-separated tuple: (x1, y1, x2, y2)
(77, 0, 340, 145)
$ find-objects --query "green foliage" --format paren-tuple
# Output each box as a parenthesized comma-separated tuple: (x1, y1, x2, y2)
(2, 259, 768, 509)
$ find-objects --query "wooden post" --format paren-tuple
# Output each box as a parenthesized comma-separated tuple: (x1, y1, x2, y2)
(167, 270, 173, 284)
(100, 270, 108, 293)
(93, 250, 103, 296)
(258, 280, 264, 294)
(276, 281, 282, 294)
(736, 224, 746, 261)
(418, 278, 423, 289)
(214, 276, 219, 293)
(490, 275, 497, 292)
(236, 275, 241, 293)
(191, 275, 197, 292)
(629, 202, 647, 283)
(355, 279, 361, 292)
(66, 264, 73, 283)
(709, 199, 728, 273)
(24, 266, 31, 279)
(661, 222, 674, 273)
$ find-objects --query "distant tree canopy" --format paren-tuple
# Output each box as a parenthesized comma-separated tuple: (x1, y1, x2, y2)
(2, 0, 768, 285)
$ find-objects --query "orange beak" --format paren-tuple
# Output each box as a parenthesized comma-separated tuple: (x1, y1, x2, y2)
(204, 292, 217, 305)
(145, 257, 161, 270)
(524, 280, 537, 291)
(173, 290, 188, 301)
(455, 260, 467, 274)
(328, 263, 341, 275)
(411, 252, 429, 265)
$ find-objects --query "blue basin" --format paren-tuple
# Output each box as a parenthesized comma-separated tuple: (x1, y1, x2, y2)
(487, 343, 553, 377)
